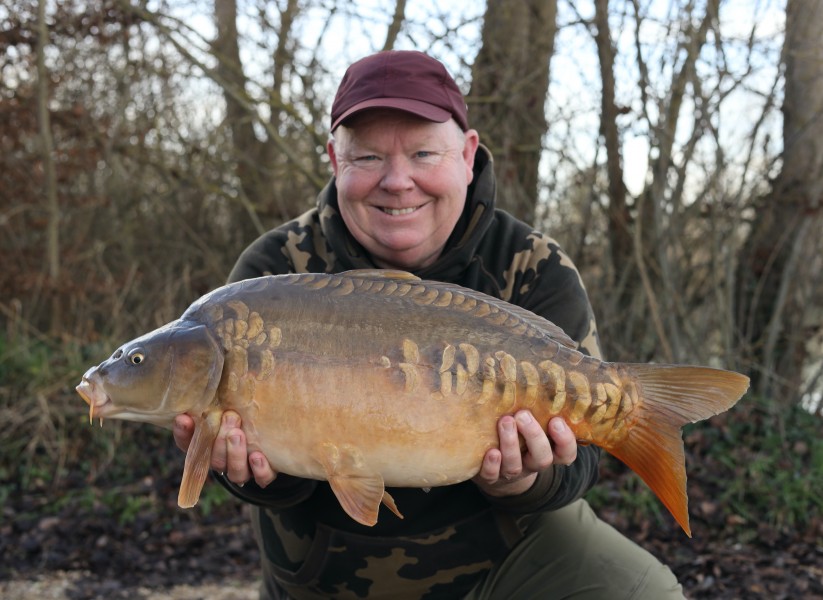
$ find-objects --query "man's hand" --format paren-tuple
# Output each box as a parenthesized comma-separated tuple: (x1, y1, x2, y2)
(172, 411, 277, 488)
(472, 411, 577, 497)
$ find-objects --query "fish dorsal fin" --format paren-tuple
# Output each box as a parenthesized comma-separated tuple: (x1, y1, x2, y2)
(339, 269, 421, 281)
(178, 407, 224, 508)
(316, 442, 398, 526)
(401, 278, 578, 349)
(487, 299, 578, 349)
(341, 270, 576, 349)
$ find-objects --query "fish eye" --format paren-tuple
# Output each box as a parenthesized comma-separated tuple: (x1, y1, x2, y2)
(128, 349, 145, 365)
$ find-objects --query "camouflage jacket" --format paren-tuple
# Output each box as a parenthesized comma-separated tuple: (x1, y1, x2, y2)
(221, 146, 603, 599)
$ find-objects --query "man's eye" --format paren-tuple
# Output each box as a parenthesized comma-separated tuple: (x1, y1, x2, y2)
(415, 151, 432, 159)
(356, 155, 378, 162)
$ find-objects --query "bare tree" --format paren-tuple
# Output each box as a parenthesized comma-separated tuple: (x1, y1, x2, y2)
(469, 0, 558, 224)
(592, 0, 636, 346)
(579, 0, 773, 366)
(5, 0, 817, 409)
(382, 0, 407, 51)
(213, 0, 308, 227)
(35, 0, 61, 333)
(735, 0, 823, 402)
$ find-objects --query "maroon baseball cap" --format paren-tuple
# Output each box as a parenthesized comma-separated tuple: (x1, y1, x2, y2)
(330, 50, 469, 131)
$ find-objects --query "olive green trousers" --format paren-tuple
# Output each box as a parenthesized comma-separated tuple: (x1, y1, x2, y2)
(259, 499, 685, 599)
(464, 499, 685, 600)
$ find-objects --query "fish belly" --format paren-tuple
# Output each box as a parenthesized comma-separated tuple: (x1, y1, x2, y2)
(225, 358, 502, 488)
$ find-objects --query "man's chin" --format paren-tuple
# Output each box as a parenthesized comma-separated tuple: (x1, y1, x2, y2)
(372, 246, 437, 272)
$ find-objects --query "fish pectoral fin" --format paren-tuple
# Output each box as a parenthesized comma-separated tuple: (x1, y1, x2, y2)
(178, 407, 223, 508)
(327, 473, 387, 527)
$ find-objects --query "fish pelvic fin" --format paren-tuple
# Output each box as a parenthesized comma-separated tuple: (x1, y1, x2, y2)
(328, 473, 390, 527)
(381, 490, 404, 521)
(608, 365, 749, 537)
(178, 407, 224, 508)
(317, 442, 402, 526)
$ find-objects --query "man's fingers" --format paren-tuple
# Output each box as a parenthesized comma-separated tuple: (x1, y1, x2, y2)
(172, 414, 195, 452)
(211, 411, 241, 473)
(476, 448, 503, 484)
(497, 415, 523, 479)
(226, 427, 251, 484)
(547, 417, 577, 465)
(249, 451, 278, 488)
(172, 414, 194, 450)
(174, 410, 276, 488)
(516, 411, 554, 472)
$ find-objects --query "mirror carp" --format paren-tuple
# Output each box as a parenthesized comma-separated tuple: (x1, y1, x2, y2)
(76, 269, 749, 536)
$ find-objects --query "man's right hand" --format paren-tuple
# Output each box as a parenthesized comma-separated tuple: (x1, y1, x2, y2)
(173, 411, 278, 488)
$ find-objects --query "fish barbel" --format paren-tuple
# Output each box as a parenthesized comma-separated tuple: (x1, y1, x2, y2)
(76, 269, 748, 535)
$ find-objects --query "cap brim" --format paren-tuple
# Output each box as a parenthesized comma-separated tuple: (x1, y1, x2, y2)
(331, 98, 452, 131)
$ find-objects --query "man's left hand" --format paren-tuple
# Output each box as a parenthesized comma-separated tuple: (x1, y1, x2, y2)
(472, 411, 577, 497)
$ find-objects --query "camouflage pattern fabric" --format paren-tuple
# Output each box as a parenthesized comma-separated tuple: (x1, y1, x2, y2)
(221, 145, 607, 598)
(252, 503, 523, 599)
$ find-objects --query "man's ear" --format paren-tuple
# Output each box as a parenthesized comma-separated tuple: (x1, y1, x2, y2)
(327, 137, 339, 176)
(462, 129, 480, 184)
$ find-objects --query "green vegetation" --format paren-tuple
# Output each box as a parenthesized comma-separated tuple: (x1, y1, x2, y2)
(698, 397, 823, 532)
(589, 396, 823, 538)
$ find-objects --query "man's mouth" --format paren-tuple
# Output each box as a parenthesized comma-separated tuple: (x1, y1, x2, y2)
(381, 206, 417, 216)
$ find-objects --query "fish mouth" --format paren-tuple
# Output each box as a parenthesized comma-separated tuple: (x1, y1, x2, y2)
(76, 377, 112, 425)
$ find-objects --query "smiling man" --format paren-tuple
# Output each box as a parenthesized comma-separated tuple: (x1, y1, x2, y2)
(173, 50, 684, 599)
(329, 109, 478, 271)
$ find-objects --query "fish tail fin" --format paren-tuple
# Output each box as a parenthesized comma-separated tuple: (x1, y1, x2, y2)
(178, 408, 224, 508)
(607, 365, 749, 537)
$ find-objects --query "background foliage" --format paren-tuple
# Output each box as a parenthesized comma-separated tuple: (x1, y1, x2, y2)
(1, 0, 821, 596)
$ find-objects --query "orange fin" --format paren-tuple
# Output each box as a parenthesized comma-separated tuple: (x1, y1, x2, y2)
(327, 473, 387, 527)
(317, 442, 391, 526)
(608, 365, 749, 537)
(381, 489, 404, 520)
(340, 268, 421, 281)
(178, 408, 224, 508)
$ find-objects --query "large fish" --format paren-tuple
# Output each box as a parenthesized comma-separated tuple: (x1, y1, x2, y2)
(76, 270, 748, 536)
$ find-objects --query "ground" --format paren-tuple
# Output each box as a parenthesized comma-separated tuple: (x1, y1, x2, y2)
(2, 422, 821, 599)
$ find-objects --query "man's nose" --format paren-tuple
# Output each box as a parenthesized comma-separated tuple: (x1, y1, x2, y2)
(380, 158, 415, 193)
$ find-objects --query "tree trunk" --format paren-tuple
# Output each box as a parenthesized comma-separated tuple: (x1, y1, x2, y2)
(600, 0, 719, 361)
(213, 0, 307, 226)
(735, 0, 823, 402)
(382, 0, 407, 51)
(36, 0, 61, 334)
(469, 0, 557, 224)
(593, 0, 637, 336)
(213, 0, 268, 229)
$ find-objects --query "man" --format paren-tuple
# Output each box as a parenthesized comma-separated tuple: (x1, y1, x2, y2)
(173, 50, 684, 599)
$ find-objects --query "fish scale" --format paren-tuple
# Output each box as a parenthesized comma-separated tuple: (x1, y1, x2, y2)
(76, 269, 749, 536)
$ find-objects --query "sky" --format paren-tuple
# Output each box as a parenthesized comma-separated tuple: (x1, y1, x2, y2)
(154, 0, 787, 206)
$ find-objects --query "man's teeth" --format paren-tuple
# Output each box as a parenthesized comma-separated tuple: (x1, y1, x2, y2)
(382, 207, 416, 216)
